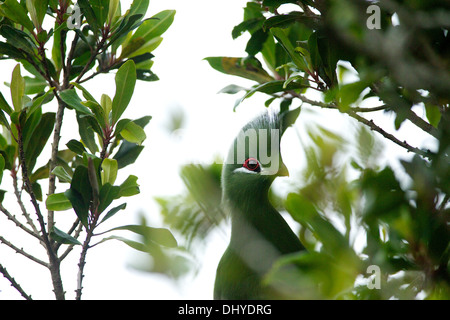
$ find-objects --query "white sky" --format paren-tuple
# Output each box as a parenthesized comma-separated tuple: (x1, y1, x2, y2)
(0, 0, 436, 300)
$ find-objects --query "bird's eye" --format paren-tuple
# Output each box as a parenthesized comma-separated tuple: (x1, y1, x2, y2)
(243, 158, 260, 173)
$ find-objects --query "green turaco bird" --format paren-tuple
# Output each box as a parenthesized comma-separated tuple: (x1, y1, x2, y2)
(214, 108, 305, 300)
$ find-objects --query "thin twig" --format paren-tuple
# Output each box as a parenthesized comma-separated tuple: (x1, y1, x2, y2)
(11, 170, 39, 236)
(0, 203, 42, 241)
(0, 236, 48, 267)
(0, 263, 32, 300)
(346, 110, 432, 159)
(290, 92, 433, 159)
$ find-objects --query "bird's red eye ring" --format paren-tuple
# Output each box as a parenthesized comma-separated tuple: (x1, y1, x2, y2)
(243, 158, 261, 172)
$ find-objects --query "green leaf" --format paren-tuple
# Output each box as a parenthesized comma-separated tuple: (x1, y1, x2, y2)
(82, 100, 106, 129)
(205, 56, 273, 84)
(119, 121, 146, 145)
(232, 18, 264, 39)
(0, 41, 25, 59)
(107, 225, 178, 248)
(113, 140, 143, 169)
(339, 81, 368, 111)
(111, 60, 136, 124)
(27, 88, 53, 117)
(245, 28, 268, 56)
(218, 84, 247, 94)
(271, 27, 308, 71)
(118, 174, 139, 197)
(100, 203, 126, 224)
(46, 192, 72, 211)
(11, 64, 25, 112)
(24, 76, 48, 95)
(91, 0, 110, 27)
(0, 25, 37, 56)
(0, 0, 35, 31)
(50, 226, 81, 245)
(70, 82, 98, 104)
(66, 139, 87, 155)
(0, 154, 5, 183)
(131, 10, 175, 42)
(100, 94, 112, 124)
(425, 104, 441, 128)
(59, 89, 93, 115)
(237, 80, 307, 107)
(285, 193, 351, 256)
(51, 166, 72, 183)
(121, 36, 162, 59)
(26, 0, 49, 29)
(66, 165, 92, 226)
(98, 183, 120, 214)
(76, 113, 98, 154)
(0, 91, 13, 115)
(101, 158, 118, 185)
(24, 112, 55, 172)
(78, 0, 98, 33)
(64, 188, 89, 226)
(128, 0, 149, 17)
(107, 0, 119, 25)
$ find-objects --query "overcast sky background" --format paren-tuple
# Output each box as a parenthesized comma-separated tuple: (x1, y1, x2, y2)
(0, 1, 437, 300)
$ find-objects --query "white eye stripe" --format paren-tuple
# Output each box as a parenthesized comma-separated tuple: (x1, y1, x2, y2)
(233, 167, 259, 174)
(234, 167, 258, 174)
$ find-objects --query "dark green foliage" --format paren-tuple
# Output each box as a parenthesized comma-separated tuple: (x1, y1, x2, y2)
(201, 0, 450, 299)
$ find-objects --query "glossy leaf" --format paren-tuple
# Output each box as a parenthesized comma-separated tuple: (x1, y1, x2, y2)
(26, 0, 49, 29)
(0, 25, 37, 56)
(271, 27, 308, 72)
(24, 112, 55, 172)
(119, 121, 146, 145)
(66, 139, 87, 155)
(11, 64, 25, 111)
(107, 225, 178, 248)
(118, 175, 140, 197)
(59, 89, 93, 115)
(0, 91, 13, 115)
(46, 192, 72, 211)
(0, 0, 35, 31)
(204, 56, 273, 84)
(130, 10, 175, 43)
(111, 60, 136, 124)
(113, 141, 144, 169)
(51, 166, 72, 183)
(98, 183, 120, 214)
(101, 158, 118, 185)
(50, 226, 81, 245)
(64, 188, 89, 227)
(100, 203, 126, 224)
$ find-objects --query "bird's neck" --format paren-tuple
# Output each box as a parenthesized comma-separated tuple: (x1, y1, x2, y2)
(228, 190, 279, 244)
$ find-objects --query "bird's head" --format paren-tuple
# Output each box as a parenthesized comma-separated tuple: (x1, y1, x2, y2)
(222, 108, 300, 207)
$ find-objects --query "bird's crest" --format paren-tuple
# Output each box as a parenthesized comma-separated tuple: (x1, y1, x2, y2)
(224, 108, 300, 175)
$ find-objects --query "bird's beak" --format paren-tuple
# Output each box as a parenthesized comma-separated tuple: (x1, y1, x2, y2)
(277, 161, 289, 177)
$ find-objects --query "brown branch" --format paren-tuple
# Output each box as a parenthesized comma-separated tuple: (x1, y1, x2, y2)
(0, 263, 32, 300)
(47, 94, 66, 233)
(11, 169, 40, 236)
(291, 92, 433, 159)
(17, 125, 66, 300)
(346, 110, 432, 159)
(0, 236, 48, 267)
(0, 203, 42, 241)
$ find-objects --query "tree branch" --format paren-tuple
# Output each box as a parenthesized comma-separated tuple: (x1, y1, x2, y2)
(291, 92, 433, 159)
(0, 236, 49, 267)
(0, 263, 32, 300)
(11, 169, 40, 237)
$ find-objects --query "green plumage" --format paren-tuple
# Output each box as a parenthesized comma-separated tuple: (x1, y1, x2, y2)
(214, 109, 304, 300)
